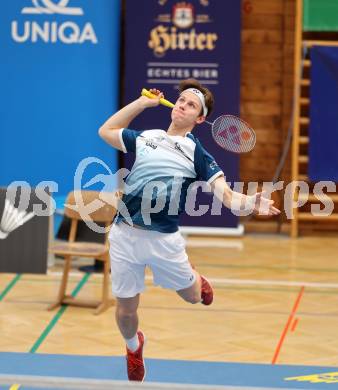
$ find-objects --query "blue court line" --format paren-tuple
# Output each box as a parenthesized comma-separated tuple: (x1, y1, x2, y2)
(29, 273, 90, 353)
(0, 352, 337, 389)
(0, 274, 21, 301)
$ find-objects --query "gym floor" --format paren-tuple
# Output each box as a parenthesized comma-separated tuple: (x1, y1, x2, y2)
(1, 234, 338, 389)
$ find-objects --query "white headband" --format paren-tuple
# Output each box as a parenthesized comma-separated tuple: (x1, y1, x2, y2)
(182, 88, 208, 117)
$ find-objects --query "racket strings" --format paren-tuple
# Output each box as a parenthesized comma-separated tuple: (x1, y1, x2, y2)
(212, 115, 256, 153)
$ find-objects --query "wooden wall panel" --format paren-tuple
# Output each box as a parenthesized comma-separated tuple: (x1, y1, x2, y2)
(240, 0, 296, 186)
(281, 0, 296, 183)
(239, 1, 337, 233)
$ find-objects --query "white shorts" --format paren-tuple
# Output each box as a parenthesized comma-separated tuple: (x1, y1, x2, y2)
(108, 222, 196, 298)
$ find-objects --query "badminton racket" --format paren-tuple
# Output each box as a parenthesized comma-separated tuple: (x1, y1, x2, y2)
(141, 88, 256, 154)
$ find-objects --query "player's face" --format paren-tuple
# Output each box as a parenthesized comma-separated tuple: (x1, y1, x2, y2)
(171, 91, 205, 127)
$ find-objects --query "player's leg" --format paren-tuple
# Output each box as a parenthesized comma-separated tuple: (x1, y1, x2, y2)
(176, 269, 201, 304)
(115, 295, 146, 382)
(115, 295, 140, 340)
(177, 269, 214, 305)
(109, 223, 146, 381)
(148, 231, 214, 305)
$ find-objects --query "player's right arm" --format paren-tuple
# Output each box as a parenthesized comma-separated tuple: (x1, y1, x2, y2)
(98, 89, 164, 151)
(210, 176, 280, 216)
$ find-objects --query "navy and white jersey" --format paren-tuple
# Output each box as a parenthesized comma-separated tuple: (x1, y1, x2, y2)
(116, 128, 224, 233)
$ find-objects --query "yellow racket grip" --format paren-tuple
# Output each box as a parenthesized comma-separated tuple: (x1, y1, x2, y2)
(141, 88, 175, 108)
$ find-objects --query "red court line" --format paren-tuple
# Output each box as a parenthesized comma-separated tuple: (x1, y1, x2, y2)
(271, 286, 305, 364)
(291, 318, 299, 332)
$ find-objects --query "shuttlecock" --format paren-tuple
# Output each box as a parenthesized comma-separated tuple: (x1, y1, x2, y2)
(0, 199, 35, 239)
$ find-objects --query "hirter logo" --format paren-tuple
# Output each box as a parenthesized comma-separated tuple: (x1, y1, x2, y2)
(172, 2, 194, 29)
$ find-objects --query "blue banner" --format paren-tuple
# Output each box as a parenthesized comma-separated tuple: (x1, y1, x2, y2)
(122, 0, 241, 232)
(309, 46, 338, 181)
(0, 0, 120, 196)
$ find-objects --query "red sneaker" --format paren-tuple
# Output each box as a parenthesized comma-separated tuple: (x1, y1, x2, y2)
(200, 275, 213, 305)
(126, 331, 146, 381)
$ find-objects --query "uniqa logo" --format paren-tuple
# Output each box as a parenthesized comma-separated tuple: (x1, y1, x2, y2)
(11, 0, 98, 44)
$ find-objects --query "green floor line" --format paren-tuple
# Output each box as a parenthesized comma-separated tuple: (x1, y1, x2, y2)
(29, 272, 90, 354)
(0, 274, 21, 301)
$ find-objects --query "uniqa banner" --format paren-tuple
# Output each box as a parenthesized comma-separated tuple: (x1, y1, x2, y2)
(122, 0, 241, 233)
(0, 0, 120, 196)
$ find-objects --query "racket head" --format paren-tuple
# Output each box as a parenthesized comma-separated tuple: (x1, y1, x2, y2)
(211, 115, 256, 153)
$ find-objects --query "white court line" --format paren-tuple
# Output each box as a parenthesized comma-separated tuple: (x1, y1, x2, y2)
(205, 278, 338, 289)
(0, 374, 298, 390)
(47, 272, 338, 289)
(186, 240, 243, 249)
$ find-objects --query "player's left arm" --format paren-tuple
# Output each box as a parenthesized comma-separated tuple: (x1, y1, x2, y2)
(210, 175, 280, 216)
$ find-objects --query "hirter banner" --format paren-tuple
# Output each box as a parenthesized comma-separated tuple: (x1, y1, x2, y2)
(122, 0, 242, 235)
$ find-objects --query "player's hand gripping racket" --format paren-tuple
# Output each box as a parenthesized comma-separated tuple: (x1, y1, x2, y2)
(141, 88, 256, 153)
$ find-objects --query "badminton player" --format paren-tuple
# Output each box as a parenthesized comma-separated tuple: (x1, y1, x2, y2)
(99, 79, 280, 381)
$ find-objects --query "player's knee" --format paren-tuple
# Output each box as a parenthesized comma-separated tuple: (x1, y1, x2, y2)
(116, 307, 136, 322)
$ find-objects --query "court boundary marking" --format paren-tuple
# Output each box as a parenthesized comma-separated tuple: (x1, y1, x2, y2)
(29, 273, 90, 353)
(0, 374, 303, 390)
(43, 272, 338, 289)
(0, 274, 21, 301)
(272, 286, 305, 364)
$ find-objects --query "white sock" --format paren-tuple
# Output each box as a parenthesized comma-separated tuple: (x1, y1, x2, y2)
(125, 333, 139, 352)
